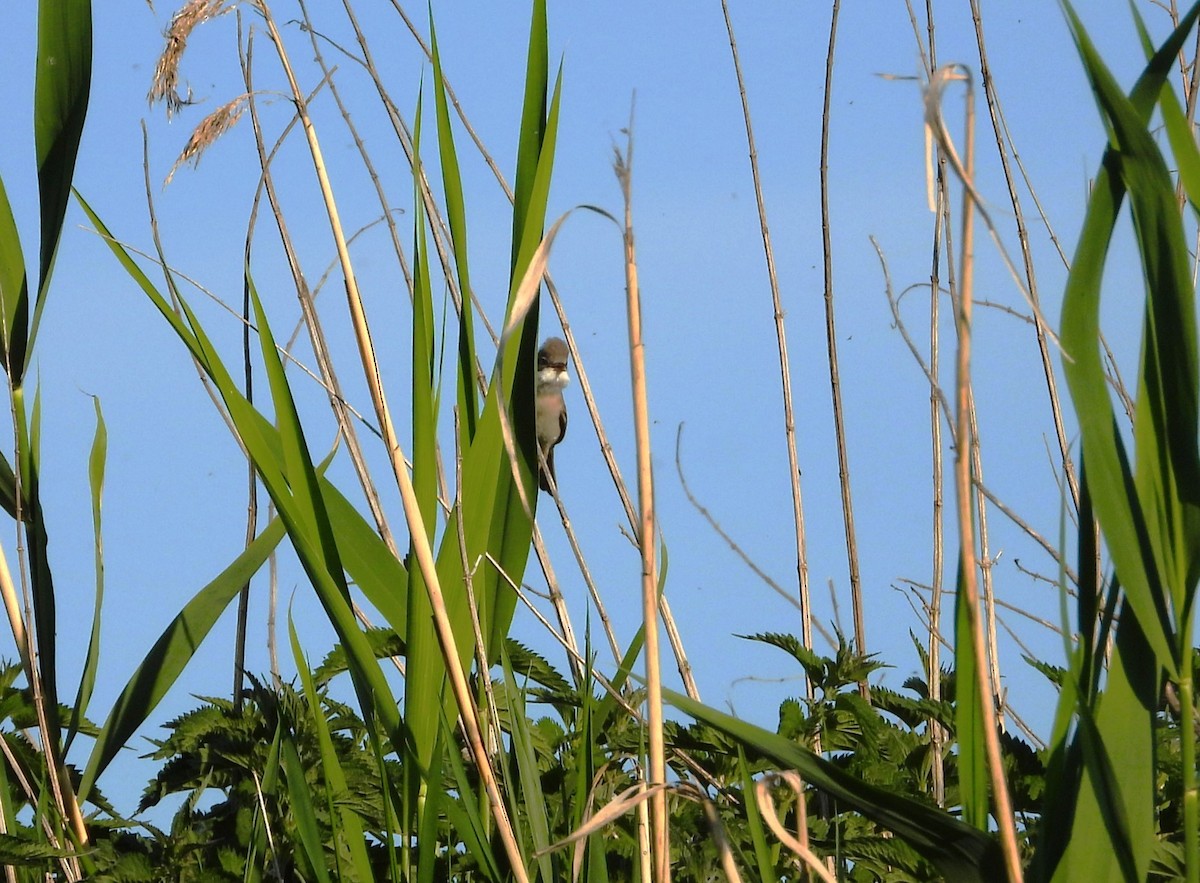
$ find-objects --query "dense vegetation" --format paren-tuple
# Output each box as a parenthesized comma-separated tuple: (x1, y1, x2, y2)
(0, 1, 1196, 880)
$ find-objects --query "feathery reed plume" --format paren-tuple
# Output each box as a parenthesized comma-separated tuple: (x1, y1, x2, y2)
(148, 0, 233, 117)
(165, 94, 248, 184)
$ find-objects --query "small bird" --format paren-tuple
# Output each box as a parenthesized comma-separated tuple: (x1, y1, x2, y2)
(535, 337, 570, 492)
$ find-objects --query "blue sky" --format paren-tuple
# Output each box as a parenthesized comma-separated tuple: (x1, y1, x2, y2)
(0, 2, 1179, 816)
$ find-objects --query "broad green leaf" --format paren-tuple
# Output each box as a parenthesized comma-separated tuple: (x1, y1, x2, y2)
(78, 517, 286, 802)
(405, 0, 557, 833)
(404, 88, 443, 811)
(1060, 0, 1193, 679)
(1052, 5, 1200, 880)
(32, 0, 92, 376)
(81, 188, 409, 625)
(80, 187, 414, 752)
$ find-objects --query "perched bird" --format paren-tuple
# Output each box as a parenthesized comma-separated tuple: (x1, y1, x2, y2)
(535, 337, 570, 492)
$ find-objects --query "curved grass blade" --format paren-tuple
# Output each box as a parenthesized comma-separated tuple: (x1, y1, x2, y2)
(502, 647, 555, 882)
(0, 176, 28, 377)
(65, 397, 105, 755)
(290, 615, 374, 881)
(78, 517, 286, 803)
(1054, 4, 1200, 879)
(281, 732, 335, 883)
(79, 192, 410, 630)
(81, 191, 415, 753)
(240, 280, 406, 752)
(18, 386, 61, 738)
(1060, 0, 1198, 679)
(664, 688, 1006, 883)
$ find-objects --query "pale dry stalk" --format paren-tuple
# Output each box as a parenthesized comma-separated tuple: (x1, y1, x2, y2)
(613, 139, 669, 883)
(255, 4, 529, 879)
(938, 66, 1024, 883)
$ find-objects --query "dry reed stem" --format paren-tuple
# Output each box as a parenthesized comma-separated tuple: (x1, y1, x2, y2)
(694, 784, 745, 883)
(929, 180, 948, 808)
(298, 0, 415, 302)
(912, 0, 949, 806)
(238, 25, 398, 557)
(613, 136, 669, 883)
(719, 0, 816, 705)
(936, 65, 1024, 882)
(530, 524, 585, 683)
(148, 0, 233, 117)
(968, 0, 1079, 513)
(537, 497, 621, 665)
(336, 3, 475, 341)
(255, 5, 529, 879)
(818, 0, 869, 703)
(141, 123, 241, 452)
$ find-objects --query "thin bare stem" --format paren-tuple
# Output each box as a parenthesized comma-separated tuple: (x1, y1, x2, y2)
(238, 22, 398, 558)
(818, 0, 868, 703)
(968, 0, 1078, 513)
(719, 0, 813, 709)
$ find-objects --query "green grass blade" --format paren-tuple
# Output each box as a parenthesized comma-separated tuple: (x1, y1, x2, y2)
(65, 397, 106, 755)
(82, 187, 416, 757)
(953, 559, 989, 831)
(664, 688, 1006, 883)
(240, 280, 406, 752)
(502, 648, 554, 881)
(404, 89, 444, 808)
(290, 616, 374, 881)
(441, 731, 503, 882)
(77, 517, 286, 803)
(404, 1, 559, 836)
(281, 732, 335, 883)
(737, 747, 779, 881)
(17, 386, 60, 741)
(512, 0, 549, 253)
(32, 0, 92, 375)
(1061, 0, 1198, 673)
(430, 14, 479, 440)
(485, 63, 563, 657)
(1052, 5, 1200, 880)
(0, 176, 28, 377)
